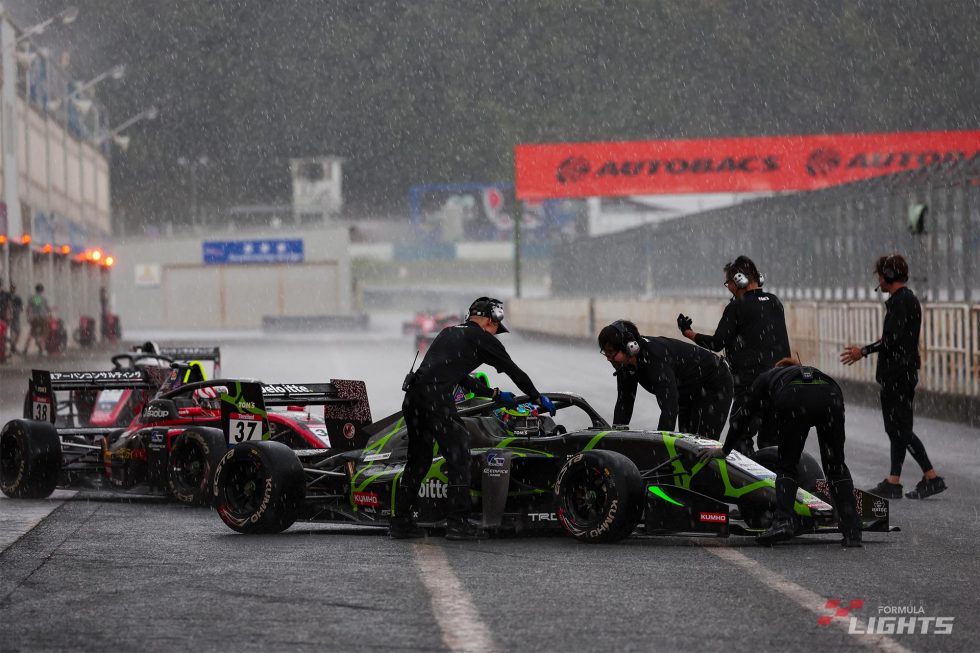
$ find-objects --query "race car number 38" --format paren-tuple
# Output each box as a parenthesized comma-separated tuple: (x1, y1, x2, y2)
(228, 412, 262, 444)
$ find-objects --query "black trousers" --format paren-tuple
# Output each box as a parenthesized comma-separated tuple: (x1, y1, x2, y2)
(678, 366, 733, 439)
(771, 383, 859, 534)
(729, 367, 776, 451)
(879, 372, 933, 477)
(394, 386, 472, 521)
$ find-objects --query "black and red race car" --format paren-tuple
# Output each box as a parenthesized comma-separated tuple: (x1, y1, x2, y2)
(1, 365, 371, 505)
(402, 312, 461, 353)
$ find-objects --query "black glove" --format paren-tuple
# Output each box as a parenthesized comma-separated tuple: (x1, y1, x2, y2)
(677, 314, 693, 334)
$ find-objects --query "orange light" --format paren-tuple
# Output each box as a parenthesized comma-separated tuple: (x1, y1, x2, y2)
(21, 234, 31, 245)
(42, 244, 53, 254)
(91, 249, 102, 261)
(60, 245, 71, 255)
(103, 256, 115, 267)
(0, 235, 7, 245)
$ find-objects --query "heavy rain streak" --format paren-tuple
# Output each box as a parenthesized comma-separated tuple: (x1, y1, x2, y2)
(0, 2, 978, 652)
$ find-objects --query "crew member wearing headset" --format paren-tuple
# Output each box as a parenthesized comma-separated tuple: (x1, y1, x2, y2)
(598, 320, 733, 438)
(678, 256, 790, 452)
(698, 358, 863, 547)
(391, 297, 555, 541)
(840, 254, 946, 500)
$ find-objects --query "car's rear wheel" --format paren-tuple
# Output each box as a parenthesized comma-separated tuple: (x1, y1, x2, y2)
(0, 419, 61, 499)
(554, 449, 643, 543)
(213, 441, 305, 534)
(168, 427, 226, 505)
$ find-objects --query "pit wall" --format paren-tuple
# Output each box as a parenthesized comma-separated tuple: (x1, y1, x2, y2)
(508, 297, 980, 425)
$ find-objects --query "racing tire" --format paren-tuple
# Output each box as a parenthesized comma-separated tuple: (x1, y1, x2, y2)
(0, 419, 61, 499)
(168, 427, 227, 505)
(752, 446, 825, 492)
(212, 441, 305, 534)
(554, 449, 643, 544)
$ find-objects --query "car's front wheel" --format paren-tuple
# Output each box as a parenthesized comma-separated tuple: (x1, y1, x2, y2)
(168, 427, 226, 505)
(212, 441, 305, 534)
(554, 449, 643, 543)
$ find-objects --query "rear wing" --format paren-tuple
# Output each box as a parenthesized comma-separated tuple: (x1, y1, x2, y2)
(25, 368, 155, 423)
(261, 379, 373, 451)
(156, 346, 222, 376)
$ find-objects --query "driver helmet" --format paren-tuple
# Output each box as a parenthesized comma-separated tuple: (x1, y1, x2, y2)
(192, 385, 228, 409)
(493, 402, 540, 436)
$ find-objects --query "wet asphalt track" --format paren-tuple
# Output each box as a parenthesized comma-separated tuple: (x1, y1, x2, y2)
(1, 318, 978, 652)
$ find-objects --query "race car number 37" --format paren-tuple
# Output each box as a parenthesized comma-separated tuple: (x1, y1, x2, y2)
(228, 412, 262, 444)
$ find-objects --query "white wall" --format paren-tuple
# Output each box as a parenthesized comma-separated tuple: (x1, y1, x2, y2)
(112, 226, 353, 330)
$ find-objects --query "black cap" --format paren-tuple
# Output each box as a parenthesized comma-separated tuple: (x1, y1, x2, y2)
(468, 297, 508, 333)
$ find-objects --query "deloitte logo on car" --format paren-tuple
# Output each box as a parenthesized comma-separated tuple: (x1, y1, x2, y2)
(418, 479, 448, 499)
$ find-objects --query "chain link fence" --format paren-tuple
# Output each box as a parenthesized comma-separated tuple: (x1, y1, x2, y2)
(551, 159, 980, 304)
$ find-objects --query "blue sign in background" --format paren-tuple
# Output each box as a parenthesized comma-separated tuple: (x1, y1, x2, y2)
(202, 239, 304, 265)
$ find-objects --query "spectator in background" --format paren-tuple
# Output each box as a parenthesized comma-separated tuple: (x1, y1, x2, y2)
(25, 283, 51, 356)
(8, 284, 23, 354)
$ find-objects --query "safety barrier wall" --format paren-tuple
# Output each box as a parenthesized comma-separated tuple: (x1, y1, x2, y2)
(509, 297, 980, 399)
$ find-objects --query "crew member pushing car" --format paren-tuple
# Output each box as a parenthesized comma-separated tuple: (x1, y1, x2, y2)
(698, 359, 862, 547)
(598, 320, 732, 438)
(392, 297, 555, 541)
(678, 256, 790, 451)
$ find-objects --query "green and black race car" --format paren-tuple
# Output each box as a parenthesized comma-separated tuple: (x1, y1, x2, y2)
(212, 386, 892, 543)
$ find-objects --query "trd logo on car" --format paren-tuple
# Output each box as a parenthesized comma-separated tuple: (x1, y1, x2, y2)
(353, 491, 380, 507)
(418, 479, 448, 499)
(529, 512, 557, 522)
(699, 512, 727, 523)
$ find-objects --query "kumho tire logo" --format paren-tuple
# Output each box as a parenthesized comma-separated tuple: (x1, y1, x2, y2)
(556, 157, 591, 184)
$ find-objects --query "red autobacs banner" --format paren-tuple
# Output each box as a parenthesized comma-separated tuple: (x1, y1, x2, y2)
(514, 130, 980, 200)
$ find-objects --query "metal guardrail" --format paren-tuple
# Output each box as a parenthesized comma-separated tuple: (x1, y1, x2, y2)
(509, 297, 980, 399)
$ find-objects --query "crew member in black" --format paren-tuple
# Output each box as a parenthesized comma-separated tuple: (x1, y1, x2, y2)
(840, 254, 947, 500)
(678, 256, 790, 451)
(598, 320, 732, 438)
(699, 359, 862, 547)
(391, 297, 555, 540)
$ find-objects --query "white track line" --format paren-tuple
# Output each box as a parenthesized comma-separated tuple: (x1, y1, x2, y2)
(0, 490, 76, 553)
(704, 546, 913, 653)
(413, 543, 499, 653)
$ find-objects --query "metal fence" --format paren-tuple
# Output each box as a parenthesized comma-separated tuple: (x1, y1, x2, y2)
(551, 159, 980, 304)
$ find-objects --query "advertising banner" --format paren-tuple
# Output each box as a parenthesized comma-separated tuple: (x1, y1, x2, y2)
(515, 130, 980, 200)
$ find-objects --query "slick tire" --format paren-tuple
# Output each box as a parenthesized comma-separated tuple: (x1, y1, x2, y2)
(752, 447, 825, 492)
(168, 427, 226, 505)
(213, 441, 305, 534)
(554, 449, 643, 544)
(0, 419, 61, 499)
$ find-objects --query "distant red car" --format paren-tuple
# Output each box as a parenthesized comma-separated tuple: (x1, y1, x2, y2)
(403, 311, 460, 352)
